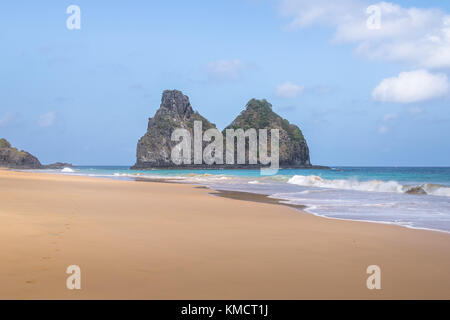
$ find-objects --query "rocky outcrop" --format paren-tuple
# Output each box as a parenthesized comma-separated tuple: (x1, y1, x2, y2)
(225, 99, 311, 167)
(0, 139, 74, 169)
(42, 162, 74, 169)
(132, 90, 314, 169)
(132, 90, 216, 169)
(0, 138, 42, 169)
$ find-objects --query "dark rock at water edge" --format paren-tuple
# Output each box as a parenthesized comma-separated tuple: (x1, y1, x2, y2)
(42, 162, 75, 169)
(0, 138, 74, 170)
(0, 138, 42, 169)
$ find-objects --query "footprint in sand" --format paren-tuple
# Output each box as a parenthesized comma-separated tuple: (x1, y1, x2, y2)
(25, 280, 36, 284)
(42, 256, 51, 260)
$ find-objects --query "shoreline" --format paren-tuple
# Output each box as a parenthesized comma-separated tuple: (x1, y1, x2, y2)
(211, 189, 307, 211)
(1, 169, 450, 299)
(135, 176, 450, 235)
(130, 165, 331, 170)
(7, 167, 450, 234)
(211, 189, 450, 235)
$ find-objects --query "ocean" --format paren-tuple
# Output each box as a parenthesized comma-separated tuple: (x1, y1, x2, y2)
(35, 166, 450, 233)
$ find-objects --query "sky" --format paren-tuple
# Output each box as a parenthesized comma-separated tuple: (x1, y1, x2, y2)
(1, 0, 450, 166)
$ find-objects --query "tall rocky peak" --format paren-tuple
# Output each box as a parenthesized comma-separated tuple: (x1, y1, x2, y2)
(159, 89, 193, 117)
(0, 138, 42, 169)
(149, 90, 214, 130)
(225, 99, 311, 167)
(133, 90, 216, 169)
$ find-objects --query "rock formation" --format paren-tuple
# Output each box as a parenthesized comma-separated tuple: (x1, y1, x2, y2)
(0, 138, 75, 169)
(132, 90, 216, 169)
(224, 98, 311, 167)
(42, 162, 74, 169)
(133, 90, 314, 169)
(0, 138, 42, 169)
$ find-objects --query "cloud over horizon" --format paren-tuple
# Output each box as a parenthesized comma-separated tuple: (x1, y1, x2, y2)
(0, 112, 15, 127)
(372, 69, 449, 103)
(280, 0, 450, 105)
(37, 112, 56, 128)
(279, 0, 450, 69)
(276, 81, 305, 98)
(206, 59, 246, 81)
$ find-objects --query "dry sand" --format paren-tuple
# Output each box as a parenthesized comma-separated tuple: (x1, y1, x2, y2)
(0, 168, 449, 299)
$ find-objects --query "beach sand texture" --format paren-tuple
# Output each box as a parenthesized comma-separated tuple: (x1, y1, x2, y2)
(1, 169, 450, 299)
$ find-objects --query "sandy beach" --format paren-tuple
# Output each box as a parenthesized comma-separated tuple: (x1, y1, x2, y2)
(0, 168, 450, 299)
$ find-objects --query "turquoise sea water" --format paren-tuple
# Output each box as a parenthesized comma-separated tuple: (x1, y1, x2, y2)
(36, 166, 450, 233)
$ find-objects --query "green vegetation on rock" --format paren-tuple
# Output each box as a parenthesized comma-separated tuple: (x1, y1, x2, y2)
(0, 138, 11, 149)
(226, 99, 305, 143)
(223, 98, 310, 166)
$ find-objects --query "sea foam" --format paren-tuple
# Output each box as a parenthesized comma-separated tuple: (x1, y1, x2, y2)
(287, 175, 450, 197)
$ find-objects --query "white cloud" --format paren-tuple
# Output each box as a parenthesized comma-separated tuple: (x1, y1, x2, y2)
(279, 0, 450, 69)
(0, 112, 15, 127)
(378, 125, 389, 134)
(372, 69, 449, 103)
(383, 113, 397, 121)
(276, 81, 305, 98)
(378, 112, 397, 135)
(206, 59, 246, 81)
(280, 0, 362, 29)
(38, 112, 56, 127)
(409, 106, 423, 114)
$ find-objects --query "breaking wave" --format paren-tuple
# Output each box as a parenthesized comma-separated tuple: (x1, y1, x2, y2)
(287, 175, 450, 197)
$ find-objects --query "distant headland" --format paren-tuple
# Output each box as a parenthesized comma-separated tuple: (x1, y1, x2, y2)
(0, 138, 73, 169)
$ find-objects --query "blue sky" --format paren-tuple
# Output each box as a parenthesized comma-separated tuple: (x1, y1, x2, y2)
(1, 0, 450, 166)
